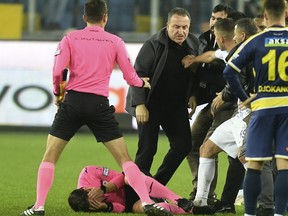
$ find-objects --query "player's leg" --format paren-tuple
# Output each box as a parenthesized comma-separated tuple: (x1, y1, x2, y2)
(244, 115, 273, 216)
(20, 92, 82, 216)
(132, 200, 187, 215)
(273, 114, 288, 215)
(104, 138, 172, 216)
(204, 103, 236, 202)
(193, 117, 238, 207)
(186, 105, 213, 199)
(20, 135, 68, 216)
(213, 118, 246, 213)
(193, 139, 221, 207)
(143, 175, 194, 213)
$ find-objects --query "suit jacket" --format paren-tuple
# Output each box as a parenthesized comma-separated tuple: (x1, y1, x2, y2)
(125, 27, 199, 116)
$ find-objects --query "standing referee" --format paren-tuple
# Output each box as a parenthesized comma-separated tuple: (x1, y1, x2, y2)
(20, 1, 172, 216)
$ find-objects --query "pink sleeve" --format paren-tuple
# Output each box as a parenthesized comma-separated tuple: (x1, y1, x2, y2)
(109, 172, 125, 189)
(111, 202, 126, 212)
(115, 39, 143, 87)
(52, 35, 70, 95)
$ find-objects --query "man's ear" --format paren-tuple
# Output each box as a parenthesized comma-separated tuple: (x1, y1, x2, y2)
(83, 15, 87, 23)
(242, 32, 247, 41)
(103, 14, 108, 24)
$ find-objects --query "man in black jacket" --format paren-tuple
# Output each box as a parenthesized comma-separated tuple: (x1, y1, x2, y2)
(125, 7, 199, 186)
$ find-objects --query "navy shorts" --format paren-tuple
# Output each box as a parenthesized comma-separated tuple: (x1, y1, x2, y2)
(246, 113, 288, 160)
(49, 90, 123, 142)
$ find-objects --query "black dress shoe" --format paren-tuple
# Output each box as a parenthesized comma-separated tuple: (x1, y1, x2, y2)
(193, 205, 215, 215)
(256, 206, 274, 216)
(213, 200, 236, 214)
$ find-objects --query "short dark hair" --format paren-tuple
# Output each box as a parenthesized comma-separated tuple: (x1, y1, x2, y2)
(68, 189, 90, 212)
(236, 18, 258, 37)
(263, 0, 286, 20)
(227, 11, 246, 21)
(212, 4, 234, 15)
(167, 7, 191, 22)
(84, 0, 108, 23)
(214, 18, 235, 39)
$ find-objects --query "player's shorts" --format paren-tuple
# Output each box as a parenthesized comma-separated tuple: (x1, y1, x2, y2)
(246, 113, 288, 161)
(124, 185, 139, 212)
(49, 90, 122, 142)
(209, 116, 247, 158)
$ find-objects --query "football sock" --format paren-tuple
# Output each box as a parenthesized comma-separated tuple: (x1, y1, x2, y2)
(34, 162, 55, 209)
(243, 168, 261, 215)
(122, 161, 152, 204)
(143, 175, 181, 203)
(194, 157, 215, 206)
(274, 170, 288, 215)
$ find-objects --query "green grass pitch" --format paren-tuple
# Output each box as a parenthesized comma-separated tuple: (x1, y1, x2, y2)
(0, 131, 244, 215)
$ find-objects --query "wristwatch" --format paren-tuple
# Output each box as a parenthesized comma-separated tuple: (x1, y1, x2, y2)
(100, 185, 107, 193)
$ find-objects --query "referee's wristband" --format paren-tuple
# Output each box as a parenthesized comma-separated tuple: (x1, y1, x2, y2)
(100, 185, 107, 193)
(104, 202, 113, 212)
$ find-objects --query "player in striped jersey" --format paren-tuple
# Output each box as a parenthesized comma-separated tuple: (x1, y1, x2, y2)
(223, 0, 288, 215)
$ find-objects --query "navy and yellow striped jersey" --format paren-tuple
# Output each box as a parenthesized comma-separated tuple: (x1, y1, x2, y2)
(224, 25, 288, 116)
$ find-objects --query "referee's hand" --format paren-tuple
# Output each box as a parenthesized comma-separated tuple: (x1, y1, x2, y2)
(141, 77, 151, 89)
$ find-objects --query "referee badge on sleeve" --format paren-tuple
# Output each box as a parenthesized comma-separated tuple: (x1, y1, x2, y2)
(55, 49, 61, 56)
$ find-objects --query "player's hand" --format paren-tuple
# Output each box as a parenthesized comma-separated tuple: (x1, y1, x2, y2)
(188, 96, 197, 118)
(212, 92, 224, 111)
(141, 77, 151, 89)
(89, 200, 107, 210)
(87, 187, 104, 201)
(54, 95, 62, 108)
(239, 93, 256, 110)
(136, 104, 149, 123)
(182, 55, 196, 68)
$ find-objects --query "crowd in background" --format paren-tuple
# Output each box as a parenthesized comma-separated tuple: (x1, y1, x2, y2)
(0, 0, 260, 39)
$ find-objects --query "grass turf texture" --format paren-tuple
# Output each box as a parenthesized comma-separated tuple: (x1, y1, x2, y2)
(1, 131, 244, 215)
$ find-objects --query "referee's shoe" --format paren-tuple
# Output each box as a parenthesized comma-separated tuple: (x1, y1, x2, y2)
(143, 203, 172, 216)
(20, 205, 45, 215)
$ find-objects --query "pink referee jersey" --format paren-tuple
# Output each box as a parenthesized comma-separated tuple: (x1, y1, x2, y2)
(53, 26, 143, 96)
(77, 166, 126, 212)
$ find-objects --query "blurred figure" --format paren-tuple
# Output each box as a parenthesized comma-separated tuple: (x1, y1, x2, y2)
(43, 0, 71, 30)
(254, 14, 266, 31)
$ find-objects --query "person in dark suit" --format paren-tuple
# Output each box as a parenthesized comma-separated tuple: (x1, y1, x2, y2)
(125, 7, 199, 186)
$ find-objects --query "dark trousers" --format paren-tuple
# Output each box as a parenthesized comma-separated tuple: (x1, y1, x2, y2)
(135, 106, 192, 185)
(221, 156, 246, 204)
(186, 102, 236, 196)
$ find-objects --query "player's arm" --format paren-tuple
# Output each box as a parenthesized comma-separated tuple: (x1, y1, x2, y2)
(182, 51, 216, 68)
(88, 167, 125, 199)
(86, 181, 118, 202)
(223, 64, 248, 102)
(115, 39, 150, 89)
(53, 36, 70, 98)
(89, 200, 125, 212)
